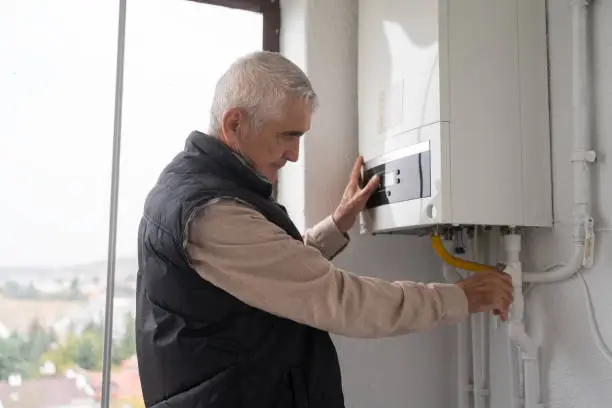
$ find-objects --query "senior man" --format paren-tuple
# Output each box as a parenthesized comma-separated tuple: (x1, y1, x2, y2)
(135, 51, 512, 408)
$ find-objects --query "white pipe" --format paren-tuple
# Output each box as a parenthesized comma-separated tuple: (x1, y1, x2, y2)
(479, 312, 489, 402)
(508, 340, 523, 408)
(443, 263, 462, 283)
(474, 230, 490, 407)
(463, 230, 489, 408)
(458, 319, 473, 408)
(442, 235, 473, 408)
(468, 233, 481, 408)
(505, 233, 525, 408)
(442, 261, 472, 408)
(523, 0, 595, 284)
(571, 0, 592, 207)
(523, 356, 541, 408)
(471, 313, 484, 408)
(504, 234, 543, 408)
(522, 245, 583, 283)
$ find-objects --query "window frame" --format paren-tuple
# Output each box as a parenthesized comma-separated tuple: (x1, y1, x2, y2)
(187, 0, 281, 52)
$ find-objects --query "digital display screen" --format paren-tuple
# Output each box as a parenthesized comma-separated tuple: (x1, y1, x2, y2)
(378, 172, 398, 188)
(363, 149, 431, 209)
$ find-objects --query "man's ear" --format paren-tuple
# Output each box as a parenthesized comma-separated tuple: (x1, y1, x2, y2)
(220, 108, 244, 142)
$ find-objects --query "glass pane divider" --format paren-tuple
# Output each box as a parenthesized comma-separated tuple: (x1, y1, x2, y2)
(101, 0, 128, 406)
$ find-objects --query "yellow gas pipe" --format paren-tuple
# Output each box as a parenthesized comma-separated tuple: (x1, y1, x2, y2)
(430, 233, 496, 273)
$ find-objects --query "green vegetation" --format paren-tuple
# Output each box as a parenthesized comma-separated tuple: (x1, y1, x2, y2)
(0, 320, 55, 380)
(0, 312, 136, 381)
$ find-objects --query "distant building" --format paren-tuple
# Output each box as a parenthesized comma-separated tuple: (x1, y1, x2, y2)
(0, 321, 9, 339)
(0, 374, 96, 408)
(86, 355, 142, 403)
(32, 281, 65, 295)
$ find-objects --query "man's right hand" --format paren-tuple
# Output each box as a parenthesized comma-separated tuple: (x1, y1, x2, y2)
(456, 269, 513, 321)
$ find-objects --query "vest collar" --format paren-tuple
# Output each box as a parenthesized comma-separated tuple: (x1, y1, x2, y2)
(185, 131, 273, 198)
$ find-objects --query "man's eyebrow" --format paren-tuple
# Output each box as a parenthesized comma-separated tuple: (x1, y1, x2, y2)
(281, 130, 306, 137)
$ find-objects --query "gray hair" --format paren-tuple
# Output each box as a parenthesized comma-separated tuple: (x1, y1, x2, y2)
(208, 51, 318, 137)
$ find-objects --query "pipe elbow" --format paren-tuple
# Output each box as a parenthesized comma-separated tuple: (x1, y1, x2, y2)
(522, 244, 584, 283)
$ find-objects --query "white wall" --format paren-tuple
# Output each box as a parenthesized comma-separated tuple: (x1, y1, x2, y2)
(276, 0, 307, 233)
(279, 0, 612, 407)
(519, 1, 612, 407)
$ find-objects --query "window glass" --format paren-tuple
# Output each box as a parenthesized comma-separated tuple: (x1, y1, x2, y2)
(111, 1, 263, 407)
(0, 0, 118, 406)
(0, 0, 263, 406)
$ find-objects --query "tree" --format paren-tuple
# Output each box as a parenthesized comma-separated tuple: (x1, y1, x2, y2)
(48, 327, 58, 344)
(40, 324, 104, 373)
(27, 320, 52, 356)
(70, 277, 80, 298)
(0, 333, 28, 380)
(35, 314, 138, 375)
(23, 319, 53, 377)
(74, 330, 102, 371)
(112, 312, 136, 365)
(40, 333, 79, 375)
(84, 319, 104, 338)
(0, 321, 59, 380)
(119, 312, 136, 358)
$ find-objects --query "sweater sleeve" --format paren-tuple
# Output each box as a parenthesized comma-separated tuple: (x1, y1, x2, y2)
(302, 215, 349, 260)
(185, 199, 469, 338)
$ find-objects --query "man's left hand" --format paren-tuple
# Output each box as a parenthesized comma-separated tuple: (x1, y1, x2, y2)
(332, 156, 380, 234)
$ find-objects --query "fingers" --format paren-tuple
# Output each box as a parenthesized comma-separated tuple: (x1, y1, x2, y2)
(499, 276, 513, 300)
(495, 263, 507, 273)
(492, 272, 513, 320)
(490, 270, 513, 302)
(493, 294, 512, 321)
(349, 156, 364, 185)
(358, 174, 380, 199)
(349, 155, 379, 203)
(457, 269, 515, 319)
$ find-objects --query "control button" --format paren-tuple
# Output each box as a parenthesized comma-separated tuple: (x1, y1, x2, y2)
(396, 178, 400, 184)
(387, 191, 392, 197)
(425, 204, 437, 220)
(396, 169, 400, 175)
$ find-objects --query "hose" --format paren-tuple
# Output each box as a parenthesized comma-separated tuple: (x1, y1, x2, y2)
(430, 234, 497, 273)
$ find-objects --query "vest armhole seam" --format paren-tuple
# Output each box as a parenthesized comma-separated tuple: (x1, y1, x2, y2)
(180, 195, 260, 263)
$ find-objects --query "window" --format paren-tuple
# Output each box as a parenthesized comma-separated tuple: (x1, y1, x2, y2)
(0, 0, 277, 407)
(110, 1, 264, 406)
(0, 0, 118, 406)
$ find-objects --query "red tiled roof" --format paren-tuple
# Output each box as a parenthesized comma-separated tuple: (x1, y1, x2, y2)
(86, 361, 142, 400)
(0, 376, 94, 408)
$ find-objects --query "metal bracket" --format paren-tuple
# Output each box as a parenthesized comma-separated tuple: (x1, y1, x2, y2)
(570, 150, 597, 163)
(570, 0, 594, 8)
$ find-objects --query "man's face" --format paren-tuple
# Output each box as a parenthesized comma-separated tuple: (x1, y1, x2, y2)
(220, 100, 312, 183)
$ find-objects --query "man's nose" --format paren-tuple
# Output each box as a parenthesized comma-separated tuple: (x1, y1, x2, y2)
(285, 144, 300, 162)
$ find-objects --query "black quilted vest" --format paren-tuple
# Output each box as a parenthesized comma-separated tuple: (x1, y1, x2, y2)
(135, 131, 344, 408)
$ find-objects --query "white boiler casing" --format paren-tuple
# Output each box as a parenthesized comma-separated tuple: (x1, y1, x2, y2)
(358, 0, 552, 234)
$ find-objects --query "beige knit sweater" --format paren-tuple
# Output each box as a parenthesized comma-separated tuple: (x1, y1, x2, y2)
(185, 199, 468, 338)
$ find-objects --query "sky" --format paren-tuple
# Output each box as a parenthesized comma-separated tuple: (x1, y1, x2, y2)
(0, 0, 262, 267)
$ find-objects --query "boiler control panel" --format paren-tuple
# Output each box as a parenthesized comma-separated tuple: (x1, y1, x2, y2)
(363, 142, 431, 209)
